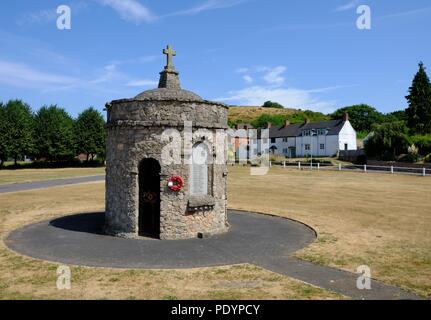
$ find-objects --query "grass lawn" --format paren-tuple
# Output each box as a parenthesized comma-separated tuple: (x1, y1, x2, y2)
(228, 167, 431, 298)
(0, 182, 342, 300)
(1, 166, 429, 299)
(0, 168, 105, 185)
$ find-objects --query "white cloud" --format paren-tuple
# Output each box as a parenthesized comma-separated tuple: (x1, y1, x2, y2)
(216, 85, 336, 113)
(236, 67, 249, 74)
(125, 79, 158, 87)
(97, 0, 247, 23)
(109, 55, 159, 66)
(0, 60, 78, 88)
(379, 6, 431, 20)
(16, 9, 57, 26)
(261, 66, 286, 86)
(335, 0, 361, 12)
(89, 64, 120, 84)
(242, 75, 254, 84)
(16, 2, 89, 26)
(163, 0, 249, 18)
(96, 0, 157, 24)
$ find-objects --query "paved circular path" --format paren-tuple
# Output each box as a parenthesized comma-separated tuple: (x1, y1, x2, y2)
(5, 210, 316, 269)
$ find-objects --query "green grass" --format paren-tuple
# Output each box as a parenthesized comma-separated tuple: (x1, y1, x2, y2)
(0, 167, 105, 185)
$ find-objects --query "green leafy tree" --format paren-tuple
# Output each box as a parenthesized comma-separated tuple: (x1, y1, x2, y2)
(331, 104, 384, 132)
(410, 134, 431, 155)
(385, 110, 408, 123)
(262, 101, 284, 109)
(73, 107, 106, 161)
(3, 100, 34, 166)
(33, 105, 74, 161)
(0, 102, 8, 167)
(251, 111, 330, 128)
(364, 122, 411, 160)
(406, 62, 431, 134)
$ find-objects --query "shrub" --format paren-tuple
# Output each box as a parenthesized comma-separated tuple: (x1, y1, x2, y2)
(410, 135, 431, 155)
(364, 122, 411, 160)
(407, 144, 421, 162)
(424, 154, 431, 163)
(355, 154, 367, 165)
(263, 101, 284, 109)
(397, 154, 420, 163)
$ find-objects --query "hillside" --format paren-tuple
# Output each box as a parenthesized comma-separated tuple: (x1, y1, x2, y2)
(228, 106, 330, 128)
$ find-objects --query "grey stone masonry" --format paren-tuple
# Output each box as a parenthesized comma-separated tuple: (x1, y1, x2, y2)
(105, 46, 229, 240)
(158, 69, 181, 90)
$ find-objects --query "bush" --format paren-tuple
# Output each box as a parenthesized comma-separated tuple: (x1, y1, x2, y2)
(355, 154, 367, 165)
(397, 154, 420, 163)
(263, 101, 284, 109)
(411, 135, 431, 155)
(364, 122, 411, 160)
(425, 154, 431, 163)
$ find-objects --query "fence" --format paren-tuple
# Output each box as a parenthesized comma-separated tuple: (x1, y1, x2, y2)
(268, 161, 431, 177)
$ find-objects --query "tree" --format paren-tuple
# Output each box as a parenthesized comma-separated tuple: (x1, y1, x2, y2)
(364, 122, 411, 160)
(3, 100, 34, 166)
(0, 102, 8, 167)
(406, 62, 431, 134)
(385, 110, 408, 123)
(33, 105, 74, 161)
(262, 101, 284, 109)
(73, 107, 106, 161)
(331, 104, 384, 132)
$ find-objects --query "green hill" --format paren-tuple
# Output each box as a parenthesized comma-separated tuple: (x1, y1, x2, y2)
(228, 106, 330, 128)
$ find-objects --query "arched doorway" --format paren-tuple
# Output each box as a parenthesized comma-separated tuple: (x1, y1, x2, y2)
(138, 158, 161, 238)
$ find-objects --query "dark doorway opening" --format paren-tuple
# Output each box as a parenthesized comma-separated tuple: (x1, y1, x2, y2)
(138, 158, 161, 238)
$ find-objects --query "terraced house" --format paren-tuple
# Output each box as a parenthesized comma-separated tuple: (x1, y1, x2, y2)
(266, 113, 357, 158)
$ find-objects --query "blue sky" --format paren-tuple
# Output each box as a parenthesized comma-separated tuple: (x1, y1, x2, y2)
(0, 0, 430, 117)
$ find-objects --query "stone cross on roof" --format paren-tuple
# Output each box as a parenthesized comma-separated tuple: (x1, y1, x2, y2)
(158, 45, 180, 90)
(163, 45, 176, 70)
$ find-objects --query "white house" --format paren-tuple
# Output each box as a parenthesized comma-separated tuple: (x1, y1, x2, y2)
(264, 113, 357, 158)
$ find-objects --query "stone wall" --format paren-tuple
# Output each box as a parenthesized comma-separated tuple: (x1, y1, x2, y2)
(105, 99, 229, 240)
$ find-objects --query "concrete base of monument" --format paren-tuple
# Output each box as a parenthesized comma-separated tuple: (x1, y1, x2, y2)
(4, 210, 316, 269)
(4, 210, 421, 299)
(103, 223, 230, 241)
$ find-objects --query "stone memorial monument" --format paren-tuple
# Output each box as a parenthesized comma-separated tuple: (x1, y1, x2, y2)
(105, 45, 229, 240)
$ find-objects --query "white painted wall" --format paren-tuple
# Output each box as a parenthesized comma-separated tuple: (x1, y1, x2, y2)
(270, 137, 296, 157)
(338, 121, 357, 151)
(258, 121, 357, 158)
(295, 135, 339, 157)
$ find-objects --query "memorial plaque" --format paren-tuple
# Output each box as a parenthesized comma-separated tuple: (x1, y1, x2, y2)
(191, 143, 208, 195)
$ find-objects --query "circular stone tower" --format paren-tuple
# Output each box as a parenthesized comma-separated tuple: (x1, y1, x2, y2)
(105, 45, 229, 240)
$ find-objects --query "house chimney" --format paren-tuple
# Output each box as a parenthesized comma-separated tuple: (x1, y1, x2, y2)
(266, 122, 272, 129)
(343, 112, 349, 122)
(285, 120, 290, 127)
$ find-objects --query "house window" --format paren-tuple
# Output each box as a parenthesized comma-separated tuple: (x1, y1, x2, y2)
(305, 144, 310, 151)
(270, 138, 276, 143)
(320, 144, 325, 150)
(190, 143, 209, 196)
(303, 130, 310, 136)
(282, 138, 288, 143)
